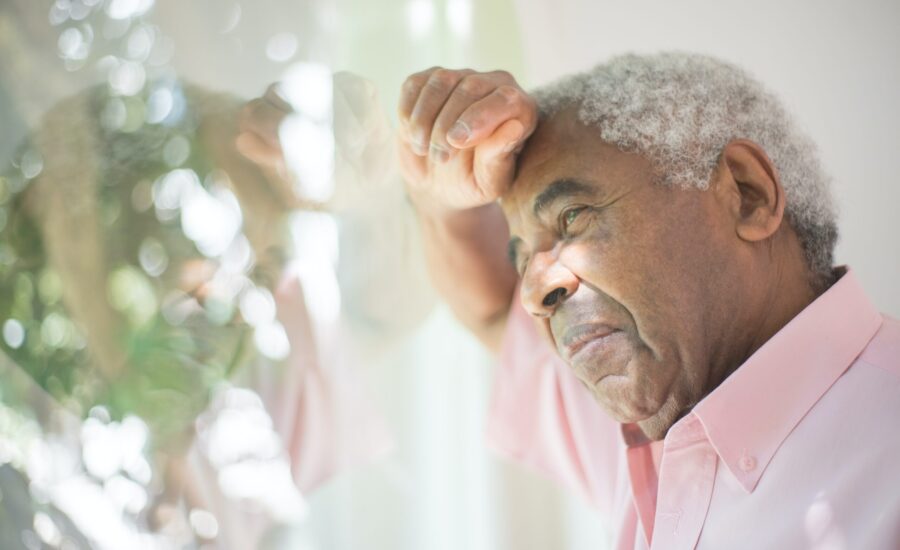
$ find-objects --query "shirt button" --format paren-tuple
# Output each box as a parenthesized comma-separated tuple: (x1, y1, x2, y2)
(739, 455, 757, 472)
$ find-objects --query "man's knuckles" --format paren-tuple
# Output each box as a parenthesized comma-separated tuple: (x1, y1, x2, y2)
(456, 74, 494, 98)
(424, 68, 464, 91)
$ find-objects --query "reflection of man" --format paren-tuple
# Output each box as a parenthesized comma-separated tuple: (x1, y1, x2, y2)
(398, 53, 900, 549)
(0, 79, 391, 548)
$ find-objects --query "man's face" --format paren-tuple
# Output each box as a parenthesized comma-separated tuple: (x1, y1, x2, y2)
(502, 108, 745, 439)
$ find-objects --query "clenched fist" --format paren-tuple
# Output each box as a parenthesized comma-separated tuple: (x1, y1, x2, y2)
(397, 68, 538, 215)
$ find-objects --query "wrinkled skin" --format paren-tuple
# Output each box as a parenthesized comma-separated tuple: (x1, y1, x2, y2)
(502, 108, 814, 439)
(392, 64, 818, 440)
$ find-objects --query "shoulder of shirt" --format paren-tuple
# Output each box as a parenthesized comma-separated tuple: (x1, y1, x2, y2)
(856, 314, 900, 377)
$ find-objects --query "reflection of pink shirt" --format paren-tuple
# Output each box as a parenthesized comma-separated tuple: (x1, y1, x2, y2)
(272, 276, 393, 492)
(487, 269, 900, 549)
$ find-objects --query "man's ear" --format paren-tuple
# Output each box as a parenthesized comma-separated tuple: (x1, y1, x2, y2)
(717, 139, 786, 243)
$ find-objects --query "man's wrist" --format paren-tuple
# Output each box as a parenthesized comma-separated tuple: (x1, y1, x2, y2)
(406, 189, 492, 227)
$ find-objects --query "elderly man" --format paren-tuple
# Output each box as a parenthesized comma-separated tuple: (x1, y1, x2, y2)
(398, 53, 900, 549)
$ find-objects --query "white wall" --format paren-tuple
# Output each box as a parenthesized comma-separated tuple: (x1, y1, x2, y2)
(512, 0, 900, 316)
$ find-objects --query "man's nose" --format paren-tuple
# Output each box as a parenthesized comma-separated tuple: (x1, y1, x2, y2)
(520, 251, 579, 318)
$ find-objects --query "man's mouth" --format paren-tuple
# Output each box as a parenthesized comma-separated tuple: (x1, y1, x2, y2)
(560, 323, 621, 363)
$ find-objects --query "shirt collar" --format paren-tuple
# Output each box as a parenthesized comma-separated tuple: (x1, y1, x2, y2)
(687, 268, 883, 493)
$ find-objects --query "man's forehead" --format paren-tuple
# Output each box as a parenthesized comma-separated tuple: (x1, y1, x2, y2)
(518, 110, 584, 171)
(505, 108, 593, 207)
(501, 112, 659, 229)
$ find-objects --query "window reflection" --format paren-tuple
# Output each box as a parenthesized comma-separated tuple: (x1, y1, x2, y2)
(0, 0, 483, 548)
(0, 76, 299, 440)
(0, 1, 324, 547)
(0, 76, 311, 549)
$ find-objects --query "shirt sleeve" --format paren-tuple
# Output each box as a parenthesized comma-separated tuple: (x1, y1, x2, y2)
(267, 275, 394, 493)
(485, 288, 622, 515)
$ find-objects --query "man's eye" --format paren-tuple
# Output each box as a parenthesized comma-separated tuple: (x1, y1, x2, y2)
(560, 206, 587, 234)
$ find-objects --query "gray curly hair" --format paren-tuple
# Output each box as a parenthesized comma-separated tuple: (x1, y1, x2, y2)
(531, 52, 838, 288)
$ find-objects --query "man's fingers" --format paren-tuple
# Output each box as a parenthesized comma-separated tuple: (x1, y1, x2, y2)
(262, 82, 292, 112)
(407, 69, 472, 157)
(235, 132, 284, 167)
(448, 85, 537, 151)
(472, 118, 526, 195)
(239, 98, 290, 149)
(397, 67, 537, 211)
(396, 121, 427, 180)
(397, 67, 438, 153)
(398, 68, 434, 124)
(428, 74, 494, 164)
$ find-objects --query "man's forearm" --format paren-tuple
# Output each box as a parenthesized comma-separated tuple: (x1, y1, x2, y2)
(413, 202, 517, 352)
(396, 67, 537, 351)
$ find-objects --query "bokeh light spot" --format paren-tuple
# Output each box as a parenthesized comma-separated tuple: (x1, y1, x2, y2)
(266, 32, 298, 63)
(3, 319, 25, 349)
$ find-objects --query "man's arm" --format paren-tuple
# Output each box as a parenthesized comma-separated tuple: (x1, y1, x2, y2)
(412, 203, 516, 350)
(396, 68, 538, 351)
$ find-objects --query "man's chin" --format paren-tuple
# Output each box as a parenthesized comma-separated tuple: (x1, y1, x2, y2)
(590, 375, 667, 426)
(594, 391, 672, 441)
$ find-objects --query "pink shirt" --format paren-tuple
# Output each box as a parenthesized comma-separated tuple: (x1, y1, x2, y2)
(487, 269, 900, 549)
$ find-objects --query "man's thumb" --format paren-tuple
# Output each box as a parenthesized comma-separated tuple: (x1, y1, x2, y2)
(473, 119, 526, 194)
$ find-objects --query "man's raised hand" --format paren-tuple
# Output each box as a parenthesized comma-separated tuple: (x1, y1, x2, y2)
(397, 68, 538, 214)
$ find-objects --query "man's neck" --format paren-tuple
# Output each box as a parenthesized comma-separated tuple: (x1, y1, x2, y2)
(704, 233, 821, 422)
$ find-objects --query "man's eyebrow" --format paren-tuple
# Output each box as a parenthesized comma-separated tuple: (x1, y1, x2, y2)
(532, 178, 594, 217)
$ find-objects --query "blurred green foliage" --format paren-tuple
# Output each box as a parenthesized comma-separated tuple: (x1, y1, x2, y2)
(0, 81, 259, 450)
